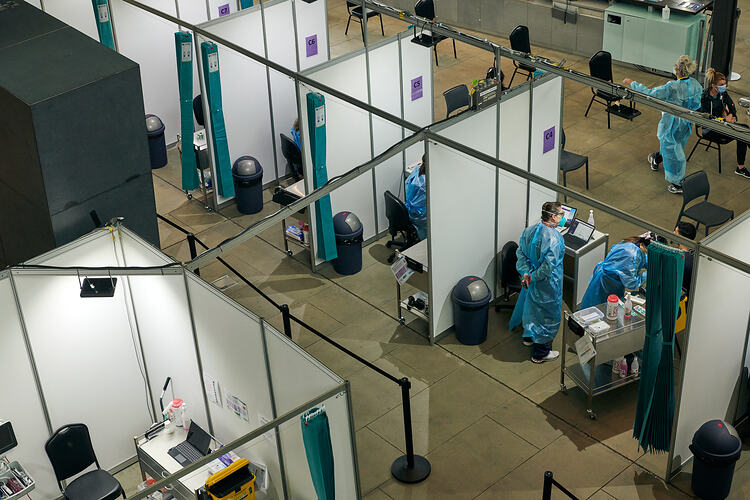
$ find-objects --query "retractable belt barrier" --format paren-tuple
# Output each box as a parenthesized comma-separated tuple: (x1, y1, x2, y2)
(91, 0, 115, 50)
(175, 32, 200, 191)
(306, 93, 337, 261)
(201, 41, 235, 198)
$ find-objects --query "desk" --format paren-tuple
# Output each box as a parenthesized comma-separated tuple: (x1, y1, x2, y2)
(560, 302, 645, 420)
(395, 239, 429, 325)
(192, 131, 213, 211)
(271, 179, 309, 256)
(562, 229, 608, 310)
(134, 428, 218, 500)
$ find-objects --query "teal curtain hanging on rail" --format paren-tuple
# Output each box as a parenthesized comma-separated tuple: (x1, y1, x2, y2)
(174, 32, 200, 191)
(301, 407, 335, 500)
(633, 242, 684, 453)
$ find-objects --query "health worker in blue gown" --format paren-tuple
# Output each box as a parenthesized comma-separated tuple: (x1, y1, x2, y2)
(580, 236, 649, 310)
(405, 158, 427, 240)
(624, 55, 702, 194)
(509, 202, 566, 364)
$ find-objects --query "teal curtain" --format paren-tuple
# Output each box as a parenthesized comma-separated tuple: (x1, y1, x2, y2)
(301, 407, 335, 499)
(633, 242, 685, 453)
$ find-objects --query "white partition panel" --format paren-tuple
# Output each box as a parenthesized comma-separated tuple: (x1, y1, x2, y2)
(0, 277, 59, 500)
(24, 230, 118, 267)
(177, 0, 209, 24)
(672, 256, 750, 471)
(129, 274, 208, 427)
(400, 36, 433, 126)
(14, 273, 152, 470)
(278, 392, 358, 499)
(294, 0, 328, 70)
(528, 76, 562, 215)
(119, 227, 176, 266)
(43, 0, 98, 40)
(185, 275, 275, 438)
(438, 106, 496, 156)
(427, 142, 497, 340)
(24, 0, 42, 8)
(199, 13, 276, 186)
(110, 0, 180, 144)
(705, 215, 750, 261)
(498, 90, 531, 247)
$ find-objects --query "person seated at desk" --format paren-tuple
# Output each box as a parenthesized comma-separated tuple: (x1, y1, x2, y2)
(675, 221, 696, 295)
(405, 156, 427, 240)
(580, 235, 650, 310)
(291, 118, 301, 149)
(701, 68, 750, 178)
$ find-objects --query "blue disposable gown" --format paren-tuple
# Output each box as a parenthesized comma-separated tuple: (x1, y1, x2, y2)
(290, 126, 301, 149)
(580, 242, 648, 310)
(405, 167, 427, 240)
(630, 78, 702, 185)
(509, 223, 566, 345)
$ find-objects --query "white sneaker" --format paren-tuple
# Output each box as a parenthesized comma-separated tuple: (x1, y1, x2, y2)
(648, 154, 659, 171)
(667, 184, 683, 194)
(522, 338, 534, 347)
(532, 350, 560, 363)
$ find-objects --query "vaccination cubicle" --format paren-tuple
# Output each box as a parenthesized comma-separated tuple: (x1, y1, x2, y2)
(422, 74, 563, 343)
(668, 210, 750, 476)
(1, 226, 359, 500)
(296, 30, 433, 268)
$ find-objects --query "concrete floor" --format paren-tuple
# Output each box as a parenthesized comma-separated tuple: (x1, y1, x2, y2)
(119, 1, 750, 498)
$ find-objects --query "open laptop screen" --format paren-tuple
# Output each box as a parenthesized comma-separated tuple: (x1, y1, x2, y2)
(186, 421, 212, 455)
(569, 219, 595, 241)
(560, 204, 577, 227)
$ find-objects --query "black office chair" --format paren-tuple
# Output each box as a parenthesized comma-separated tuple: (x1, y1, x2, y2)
(687, 126, 732, 174)
(508, 26, 535, 87)
(676, 170, 734, 236)
(443, 84, 470, 118)
(45, 423, 125, 500)
(193, 95, 204, 127)
(384, 190, 419, 263)
(495, 241, 522, 311)
(560, 129, 589, 200)
(280, 133, 303, 180)
(345, 1, 384, 40)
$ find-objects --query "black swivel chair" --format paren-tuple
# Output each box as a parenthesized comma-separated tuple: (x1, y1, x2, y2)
(687, 126, 732, 174)
(495, 241, 522, 311)
(508, 26, 535, 87)
(676, 170, 734, 236)
(443, 84, 471, 118)
(280, 133, 303, 180)
(45, 423, 125, 500)
(384, 190, 419, 263)
(345, 1, 384, 40)
(192, 95, 204, 127)
(560, 129, 589, 200)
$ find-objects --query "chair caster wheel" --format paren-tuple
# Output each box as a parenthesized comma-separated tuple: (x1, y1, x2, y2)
(587, 409, 597, 420)
(287, 250, 293, 256)
(187, 193, 193, 200)
(560, 384, 568, 394)
(399, 317, 405, 325)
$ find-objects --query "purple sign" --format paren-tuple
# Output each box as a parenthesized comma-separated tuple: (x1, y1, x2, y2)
(305, 34, 318, 57)
(543, 126, 555, 154)
(218, 3, 230, 16)
(411, 76, 423, 101)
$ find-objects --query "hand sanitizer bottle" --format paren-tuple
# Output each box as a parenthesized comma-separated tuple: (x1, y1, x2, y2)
(587, 209, 595, 225)
(624, 292, 633, 318)
(662, 5, 670, 20)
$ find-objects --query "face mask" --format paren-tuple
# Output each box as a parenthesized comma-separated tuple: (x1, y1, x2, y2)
(717, 85, 727, 93)
(557, 216, 567, 228)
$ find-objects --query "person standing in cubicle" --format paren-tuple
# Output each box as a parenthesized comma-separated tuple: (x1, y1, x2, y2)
(405, 155, 427, 240)
(291, 118, 301, 149)
(623, 55, 702, 194)
(509, 201, 566, 364)
(580, 236, 650, 310)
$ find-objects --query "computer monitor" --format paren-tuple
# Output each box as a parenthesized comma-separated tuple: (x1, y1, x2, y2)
(0, 422, 17, 456)
(560, 204, 577, 228)
(414, 0, 435, 19)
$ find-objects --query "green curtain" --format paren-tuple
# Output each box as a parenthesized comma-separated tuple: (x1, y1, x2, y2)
(301, 407, 335, 499)
(633, 242, 685, 453)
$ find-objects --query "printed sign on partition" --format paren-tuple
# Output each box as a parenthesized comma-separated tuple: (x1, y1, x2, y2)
(305, 35, 318, 57)
(411, 76, 423, 101)
(543, 126, 555, 154)
(218, 3, 230, 16)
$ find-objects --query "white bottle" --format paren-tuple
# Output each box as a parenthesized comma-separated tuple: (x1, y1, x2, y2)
(587, 209, 595, 226)
(630, 357, 640, 377)
(624, 292, 633, 318)
(662, 5, 670, 20)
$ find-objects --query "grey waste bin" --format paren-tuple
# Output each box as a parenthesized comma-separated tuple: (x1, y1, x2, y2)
(332, 211, 363, 275)
(145, 114, 167, 169)
(690, 420, 742, 500)
(232, 156, 264, 214)
(452, 276, 491, 345)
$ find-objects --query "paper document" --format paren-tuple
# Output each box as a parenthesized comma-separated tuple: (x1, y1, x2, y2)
(575, 334, 596, 366)
(391, 255, 414, 285)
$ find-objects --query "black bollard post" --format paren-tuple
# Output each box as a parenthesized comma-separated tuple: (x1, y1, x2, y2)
(542, 471, 553, 500)
(187, 233, 200, 276)
(281, 304, 293, 339)
(390, 377, 431, 483)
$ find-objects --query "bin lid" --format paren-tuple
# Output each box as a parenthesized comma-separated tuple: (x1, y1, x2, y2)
(333, 211, 362, 237)
(452, 276, 491, 304)
(233, 156, 262, 177)
(145, 114, 163, 132)
(691, 420, 742, 462)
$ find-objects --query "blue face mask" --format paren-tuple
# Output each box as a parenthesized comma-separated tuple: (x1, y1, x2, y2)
(717, 85, 727, 93)
(558, 216, 567, 228)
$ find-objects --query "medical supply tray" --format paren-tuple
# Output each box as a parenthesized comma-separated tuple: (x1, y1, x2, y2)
(0, 461, 34, 500)
(204, 458, 255, 500)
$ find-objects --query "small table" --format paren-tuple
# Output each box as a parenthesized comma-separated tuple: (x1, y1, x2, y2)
(192, 131, 213, 210)
(560, 302, 646, 420)
(395, 239, 429, 325)
(562, 229, 609, 310)
(272, 179, 309, 256)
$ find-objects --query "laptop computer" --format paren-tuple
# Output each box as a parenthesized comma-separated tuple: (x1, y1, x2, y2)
(167, 421, 212, 467)
(556, 204, 577, 232)
(563, 219, 595, 250)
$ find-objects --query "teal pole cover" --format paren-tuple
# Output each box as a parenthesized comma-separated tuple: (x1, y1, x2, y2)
(174, 32, 200, 191)
(239, 0, 254, 8)
(200, 42, 234, 198)
(91, 0, 115, 50)
(306, 92, 337, 261)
